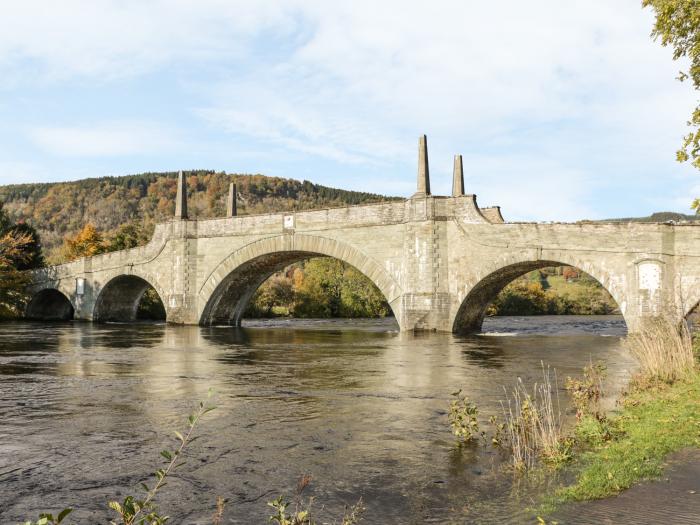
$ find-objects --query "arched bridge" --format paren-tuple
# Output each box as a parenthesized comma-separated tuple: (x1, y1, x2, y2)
(26, 136, 700, 332)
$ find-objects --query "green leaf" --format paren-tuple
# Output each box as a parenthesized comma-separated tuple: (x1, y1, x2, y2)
(57, 508, 73, 523)
(160, 450, 173, 461)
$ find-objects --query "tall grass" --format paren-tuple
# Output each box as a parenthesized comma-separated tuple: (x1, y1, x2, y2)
(501, 364, 566, 471)
(625, 318, 695, 384)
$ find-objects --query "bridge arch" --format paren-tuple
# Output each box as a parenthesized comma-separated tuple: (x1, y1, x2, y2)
(198, 234, 403, 327)
(26, 288, 75, 321)
(451, 255, 628, 334)
(682, 284, 700, 328)
(93, 272, 167, 322)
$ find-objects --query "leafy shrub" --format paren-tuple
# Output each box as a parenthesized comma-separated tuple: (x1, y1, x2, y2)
(448, 389, 482, 444)
(565, 361, 606, 420)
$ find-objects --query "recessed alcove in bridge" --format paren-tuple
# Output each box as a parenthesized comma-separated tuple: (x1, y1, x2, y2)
(453, 261, 625, 334)
(25, 289, 74, 321)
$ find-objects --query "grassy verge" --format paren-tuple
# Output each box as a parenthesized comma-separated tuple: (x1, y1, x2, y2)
(553, 372, 700, 503)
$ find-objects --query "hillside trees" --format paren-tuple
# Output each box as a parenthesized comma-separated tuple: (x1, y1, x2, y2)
(108, 222, 151, 251)
(0, 171, 395, 262)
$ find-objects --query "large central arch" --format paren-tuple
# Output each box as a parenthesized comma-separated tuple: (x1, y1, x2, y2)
(198, 234, 403, 327)
(452, 258, 627, 334)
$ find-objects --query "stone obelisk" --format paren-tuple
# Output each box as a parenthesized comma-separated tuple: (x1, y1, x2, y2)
(175, 171, 187, 219)
(452, 155, 464, 196)
(415, 135, 431, 196)
(227, 182, 237, 217)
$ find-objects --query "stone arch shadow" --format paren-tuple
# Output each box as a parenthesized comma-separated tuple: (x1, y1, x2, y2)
(26, 288, 75, 321)
(93, 271, 168, 322)
(682, 284, 700, 328)
(197, 234, 403, 327)
(451, 256, 628, 334)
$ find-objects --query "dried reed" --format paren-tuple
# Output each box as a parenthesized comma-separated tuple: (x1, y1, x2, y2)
(501, 363, 565, 471)
(625, 318, 695, 384)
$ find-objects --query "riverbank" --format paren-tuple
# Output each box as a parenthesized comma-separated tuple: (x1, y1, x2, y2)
(554, 448, 700, 524)
(540, 333, 700, 519)
(556, 372, 700, 501)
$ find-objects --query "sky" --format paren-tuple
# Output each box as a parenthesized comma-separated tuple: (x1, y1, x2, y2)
(0, 0, 697, 221)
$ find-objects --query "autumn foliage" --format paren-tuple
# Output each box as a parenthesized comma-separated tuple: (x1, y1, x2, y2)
(0, 171, 395, 263)
(62, 223, 106, 261)
(0, 203, 44, 318)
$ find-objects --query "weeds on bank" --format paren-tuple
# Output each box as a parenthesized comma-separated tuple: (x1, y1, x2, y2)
(565, 361, 606, 421)
(500, 366, 569, 471)
(549, 319, 700, 505)
(625, 317, 695, 385)
(449, 364, 568, 472)
(553, 372, 700, 503)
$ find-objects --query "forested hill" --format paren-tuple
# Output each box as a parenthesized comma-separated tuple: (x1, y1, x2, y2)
(603, 211, 700, 223)
(0, 170, 398, 263)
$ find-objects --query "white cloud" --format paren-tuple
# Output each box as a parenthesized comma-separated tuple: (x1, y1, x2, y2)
(193, 2, 694, 168)
(0, 1, 697, 219)
(0, 0, 292, 81)
(28, 121, 180, 157)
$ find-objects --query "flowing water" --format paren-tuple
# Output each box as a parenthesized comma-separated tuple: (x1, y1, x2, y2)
(0, 316, 635, 524)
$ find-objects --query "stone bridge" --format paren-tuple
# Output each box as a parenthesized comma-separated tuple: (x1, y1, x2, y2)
(25, 136, 700, 332)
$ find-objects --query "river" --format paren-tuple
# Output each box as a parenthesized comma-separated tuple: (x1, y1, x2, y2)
(0, 316, 635, 524)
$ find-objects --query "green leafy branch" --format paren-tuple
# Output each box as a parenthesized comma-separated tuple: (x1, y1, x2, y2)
(20, 509, 73, 525)
(108, 389, 216, 525)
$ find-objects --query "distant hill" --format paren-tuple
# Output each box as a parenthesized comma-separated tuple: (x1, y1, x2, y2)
(0, 171, 398, 263)
(602, 211, 700, 223)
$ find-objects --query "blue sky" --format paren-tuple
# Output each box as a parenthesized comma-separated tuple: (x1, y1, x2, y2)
(0, 1, 697, 221)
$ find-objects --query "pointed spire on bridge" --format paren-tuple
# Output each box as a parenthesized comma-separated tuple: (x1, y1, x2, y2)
(415, 134, 431, 196)
(227, 182, 237, 217)
(175, 170, 188, 219)
(452, 154, 464, 196)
